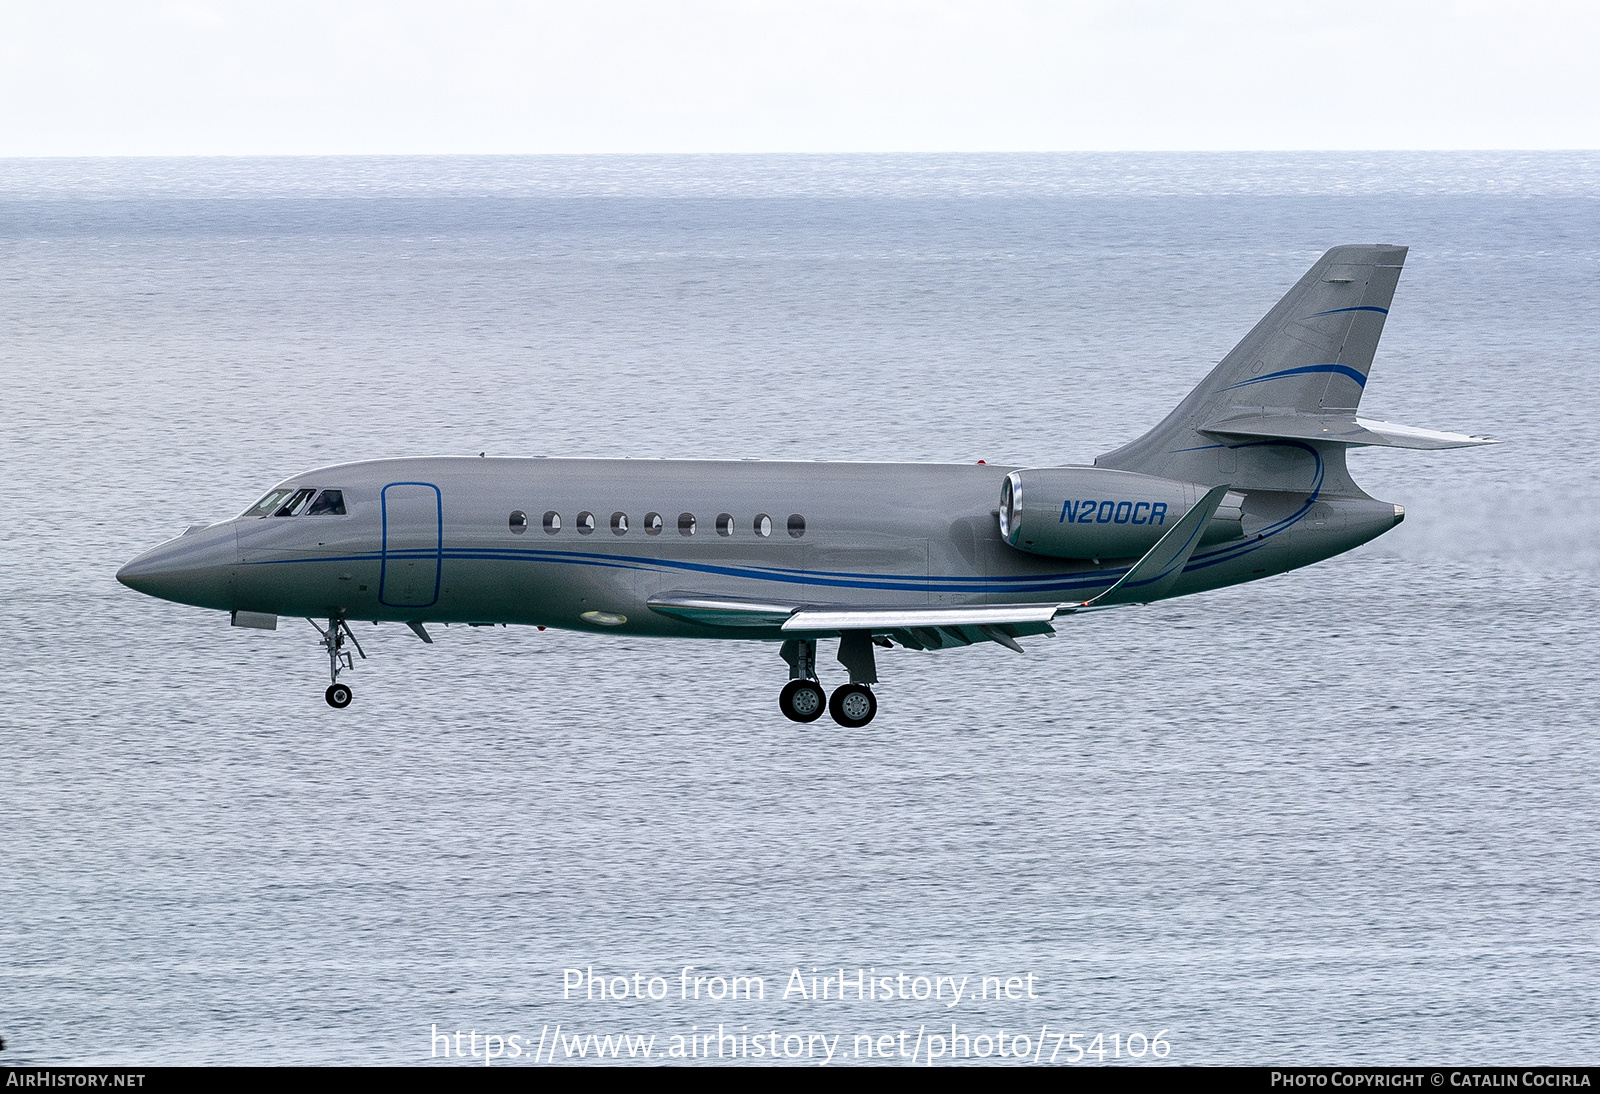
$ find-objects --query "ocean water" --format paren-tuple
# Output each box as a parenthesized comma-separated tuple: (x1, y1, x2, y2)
(2, 153, 1597, 1066)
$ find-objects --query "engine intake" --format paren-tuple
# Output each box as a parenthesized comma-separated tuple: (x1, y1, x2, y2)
(999, 467, 1243, 559)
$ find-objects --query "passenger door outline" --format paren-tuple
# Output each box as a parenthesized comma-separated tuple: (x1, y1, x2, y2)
(379, 481, 442, 608)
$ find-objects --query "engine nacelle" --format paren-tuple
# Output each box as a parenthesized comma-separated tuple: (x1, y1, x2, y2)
(998, 467, 1243, 559)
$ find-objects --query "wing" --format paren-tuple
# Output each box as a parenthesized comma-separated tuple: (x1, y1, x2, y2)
(646, 592, 1063, 651)
(646, 485, 1230, 653)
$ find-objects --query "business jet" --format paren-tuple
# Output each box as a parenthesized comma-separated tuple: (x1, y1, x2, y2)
(118, 245, 1492, 725)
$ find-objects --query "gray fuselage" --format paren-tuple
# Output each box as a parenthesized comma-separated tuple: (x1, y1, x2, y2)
(119, 454, 1401, 640)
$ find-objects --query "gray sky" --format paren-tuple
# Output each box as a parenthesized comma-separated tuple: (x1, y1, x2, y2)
(3, 0, 1596, 155)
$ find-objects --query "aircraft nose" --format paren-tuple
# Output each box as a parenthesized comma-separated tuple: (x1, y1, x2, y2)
(115, 560, 141, 590)
(115, 554, 172, 594)
(117, 524, 238, 610)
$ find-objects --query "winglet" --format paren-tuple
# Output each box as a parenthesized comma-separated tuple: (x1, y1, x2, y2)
(1083, 484, 1231, 608)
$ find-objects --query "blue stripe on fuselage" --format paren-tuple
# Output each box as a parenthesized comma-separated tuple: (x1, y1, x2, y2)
(241, 442, 1323, 595)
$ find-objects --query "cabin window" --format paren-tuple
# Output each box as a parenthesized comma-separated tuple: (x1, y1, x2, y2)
(644, 512, 663, 535)
(787, 514, 806, 538)
(678, 512, 697, 536)
(543, 511, 561, 534)
(754, 513, 772, 538)
(611, 511, 629, 535)
(308, 490, 346, 516)
(274, 488, 316, 517)
(508, 510, 528, 534)
(577, 511, 596, 535)
(716, 513, 735, 537)
(242, 488, 295, 518)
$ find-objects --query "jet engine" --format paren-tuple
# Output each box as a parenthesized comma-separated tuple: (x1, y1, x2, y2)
(999, 467, 1243, 559)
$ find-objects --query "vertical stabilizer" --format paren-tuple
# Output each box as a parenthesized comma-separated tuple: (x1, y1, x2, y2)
(1097, 244, 1407, 494)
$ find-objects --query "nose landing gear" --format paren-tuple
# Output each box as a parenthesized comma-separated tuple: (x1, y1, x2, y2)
(309, 616, 364, 708)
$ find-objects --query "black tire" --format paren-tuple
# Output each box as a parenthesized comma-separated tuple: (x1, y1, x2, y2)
(779, 679, 826, 723)
(325, 683, 353, 708)
(828, 683, 877, 727)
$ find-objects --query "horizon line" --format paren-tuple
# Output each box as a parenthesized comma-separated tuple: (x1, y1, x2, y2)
(4, 148, 1599, 161)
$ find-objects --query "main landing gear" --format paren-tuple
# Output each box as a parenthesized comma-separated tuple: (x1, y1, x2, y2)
(309, 616, 364, 708)
(779, 633, 881, 727)
(829, 683, 877, 728)
(779, 678, 826, 722)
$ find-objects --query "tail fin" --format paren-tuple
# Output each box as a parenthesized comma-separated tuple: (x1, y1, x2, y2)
(1097, 244, 1413, 494)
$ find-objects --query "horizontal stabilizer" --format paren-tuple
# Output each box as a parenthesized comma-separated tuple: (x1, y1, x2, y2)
(1202, 411, 1497, 449)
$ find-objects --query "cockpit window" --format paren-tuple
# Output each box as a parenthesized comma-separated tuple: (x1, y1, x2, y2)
(307, 489, 346, 515)
(242, 486, 341, 517)
(242, 488, 295, 517)
(273, 488, 317, 517)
